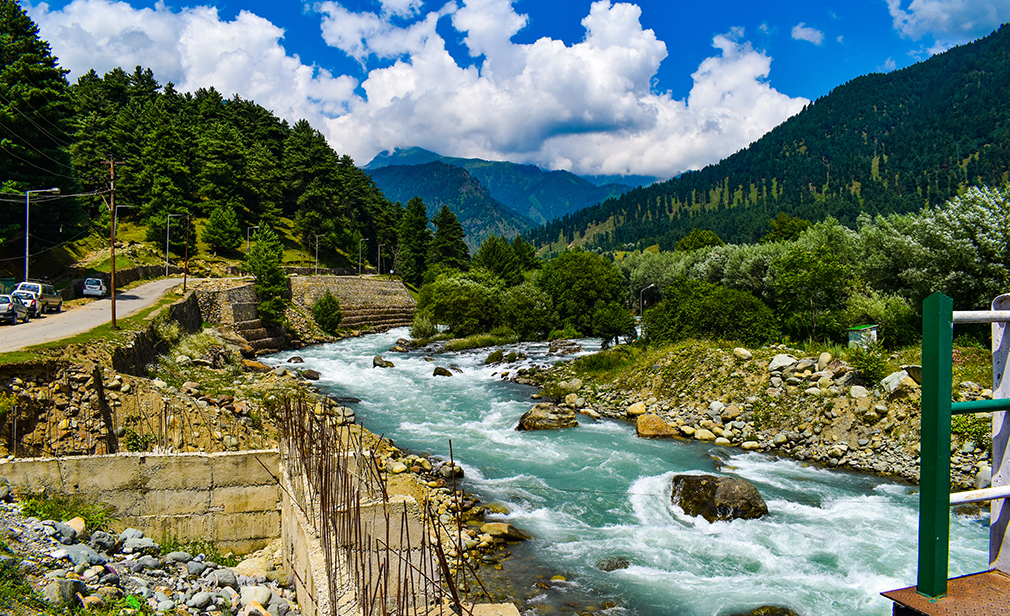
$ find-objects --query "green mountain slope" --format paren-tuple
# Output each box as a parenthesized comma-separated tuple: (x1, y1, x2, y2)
(365, 147, 646, 224)
(367, 161, 533, 248)
(527, 24, 1010, 252)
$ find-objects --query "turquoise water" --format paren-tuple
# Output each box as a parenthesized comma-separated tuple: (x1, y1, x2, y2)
(266, 328, 989, 616)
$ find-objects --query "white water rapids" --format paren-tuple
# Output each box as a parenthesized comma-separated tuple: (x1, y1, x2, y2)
(265, 328, 988, 616)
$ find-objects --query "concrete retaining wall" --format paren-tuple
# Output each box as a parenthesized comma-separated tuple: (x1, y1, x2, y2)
(110, 290, 203, 376)
(0, 450, 280, 554)
(196, 283, 259, 325)
(289, 277, 415, 310)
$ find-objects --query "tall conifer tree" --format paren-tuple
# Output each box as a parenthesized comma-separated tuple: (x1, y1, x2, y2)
(397, 197, 430, 286)
(428, 205, 469, 272)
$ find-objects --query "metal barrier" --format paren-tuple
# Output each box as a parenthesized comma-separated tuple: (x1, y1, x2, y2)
(918, 292, 1010, 597)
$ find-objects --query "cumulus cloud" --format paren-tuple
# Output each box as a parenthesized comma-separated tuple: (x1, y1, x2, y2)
(27, 0, 359, 124)
(886, 0, 1010, 42)
(26, 0, 808, 179)
(791, 22, 824, 45)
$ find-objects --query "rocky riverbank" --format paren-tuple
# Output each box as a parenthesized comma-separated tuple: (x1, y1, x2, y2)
(512, 341, 992, 493)
(0, 479, 298, 616)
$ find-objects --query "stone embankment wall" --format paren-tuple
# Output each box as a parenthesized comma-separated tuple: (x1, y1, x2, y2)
(0, 450, 280, 554)
(195, 281, 258, 326)
(290, 276, 415, 331)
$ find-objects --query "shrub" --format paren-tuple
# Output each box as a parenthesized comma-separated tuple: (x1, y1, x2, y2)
(548, 324, 582, 340)
(644, 278, 779, 345)
(952, 414, 992, 452)
(485, 350, 504, 364)
(312, 290, 343, 334)
(848, 339, 888, 384)
(410, 313, 437, 339)
(502, 282, 556, 341)
(844, 289, 919, 349)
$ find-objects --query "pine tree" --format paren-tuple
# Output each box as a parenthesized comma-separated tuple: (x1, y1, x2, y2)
(202, 203, 242, 253)
(428, 205, 470, 271)
(473, 235, 521, 286)
(245, 225, 287, 326)
(397, 197, 430, 286)
(0, 0, 83, 244)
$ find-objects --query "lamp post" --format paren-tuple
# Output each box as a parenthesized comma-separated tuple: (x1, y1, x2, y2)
(640, 283, 656, 317)
(24, 187, 60, 281)
(378, 243, 385, 277)
(166, 213, 184, 276)
(246, 225, 260, 253)
(358, 238, 367, 275)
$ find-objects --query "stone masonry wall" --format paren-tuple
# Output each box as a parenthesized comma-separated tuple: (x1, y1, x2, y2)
(289, 276, 414, 311)
(195, 282, 259, 325)
(0, 450, 280, 554)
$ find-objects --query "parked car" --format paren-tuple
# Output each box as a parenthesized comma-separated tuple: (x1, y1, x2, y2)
(0, 294, 29, 324)
(11, 290, 40, 317)
(82, 277, 107, 298)
(14, 281, 62, 313)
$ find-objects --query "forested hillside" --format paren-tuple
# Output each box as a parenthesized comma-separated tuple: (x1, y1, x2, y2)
(366, 147, 640, 225)
(0, 1, 399, 276)
(528, 24, 1010, 252)
(368, 161, 533, 248)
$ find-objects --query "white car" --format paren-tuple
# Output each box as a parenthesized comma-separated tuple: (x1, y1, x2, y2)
(82, 277, 107, 298)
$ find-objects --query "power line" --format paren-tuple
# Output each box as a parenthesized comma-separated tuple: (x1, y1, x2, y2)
(0, 89, 75, 149)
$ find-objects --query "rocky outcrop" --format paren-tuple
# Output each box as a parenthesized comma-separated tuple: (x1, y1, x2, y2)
(516, 403, 578, 431)
(671, 474, 768, 522)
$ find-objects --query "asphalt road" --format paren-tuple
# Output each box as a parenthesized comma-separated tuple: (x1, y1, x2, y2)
(0, 278, 187, 354)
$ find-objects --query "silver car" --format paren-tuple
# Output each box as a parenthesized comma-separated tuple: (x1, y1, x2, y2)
(0, 294, 29, 324)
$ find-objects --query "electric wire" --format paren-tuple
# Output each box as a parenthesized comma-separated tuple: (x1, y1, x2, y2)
(0, 89, 75, 149)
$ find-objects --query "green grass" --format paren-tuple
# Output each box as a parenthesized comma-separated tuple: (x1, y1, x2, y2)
(19, 489, 118, 532)
(444, 331, 519, 351)
(159, 535, 240, 567)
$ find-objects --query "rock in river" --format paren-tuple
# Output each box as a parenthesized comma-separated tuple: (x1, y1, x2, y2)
(671, 474, 768, 522)
(516, 403, 578, 431)
(636, 414, 677, 438)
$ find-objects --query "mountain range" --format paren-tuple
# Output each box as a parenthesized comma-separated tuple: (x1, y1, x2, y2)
(365, 147, 651, 228)
(525, 24, 1010, 252)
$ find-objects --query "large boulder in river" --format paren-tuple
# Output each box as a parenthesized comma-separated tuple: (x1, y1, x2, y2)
(516, 403, 578, 431)
(671, 474, 768, 522)
(636, 414, 677, 438)
(433, 366, 453, 377)
(727, 608, 799, 616)
(373, 355, 395, 368)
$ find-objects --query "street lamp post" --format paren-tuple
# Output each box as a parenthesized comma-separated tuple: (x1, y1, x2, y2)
(640, 283, 656, 317)
(358, 238, 367, 275)
(378, 243, 385, 277)
(246, 225, 260, 253)
(24, 187, 60, 281)
(166, 213, 184, 276)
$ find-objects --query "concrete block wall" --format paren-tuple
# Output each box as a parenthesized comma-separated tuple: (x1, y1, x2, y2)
(290, 277, 415, 311)
(0, 450, 280, 554)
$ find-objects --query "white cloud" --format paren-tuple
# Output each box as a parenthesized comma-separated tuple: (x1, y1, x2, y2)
(879, 57, 897, 71)
(26, 0, 808, 179)
(791, 22, 824, 45)
(886, 0, 1010, 42)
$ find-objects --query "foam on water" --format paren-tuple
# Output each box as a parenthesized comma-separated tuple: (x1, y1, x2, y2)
(266, 329, 989, 616)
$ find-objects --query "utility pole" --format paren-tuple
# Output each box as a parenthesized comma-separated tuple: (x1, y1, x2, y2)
(103, 160, 125, 328)
(183, 215, 190, 292)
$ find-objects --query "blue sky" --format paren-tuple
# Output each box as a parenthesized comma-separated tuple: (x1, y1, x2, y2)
(24, 0, 1010, 179)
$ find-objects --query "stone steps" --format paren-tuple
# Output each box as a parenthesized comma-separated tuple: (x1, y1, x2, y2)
(233, 319, 287, 355)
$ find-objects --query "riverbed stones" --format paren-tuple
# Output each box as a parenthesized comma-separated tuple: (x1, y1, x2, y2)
(433, 366, 453, 377)
(480, 522, 532, 541)
(516, 403, 578, 430)
(767, 354, 797, 372)
(733, 348, 752, 360)
(693, 429, 717, 441)
(373, 355, 394, 368)
(636, 414, 676, 438)
(671, 474, 768, 522)
(626, 401, 647, 417)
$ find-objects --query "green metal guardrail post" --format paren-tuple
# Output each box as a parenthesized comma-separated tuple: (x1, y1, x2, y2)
(919, 292, 953, 597)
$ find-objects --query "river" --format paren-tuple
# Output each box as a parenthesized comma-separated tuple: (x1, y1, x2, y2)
(266, 327, 988, 616)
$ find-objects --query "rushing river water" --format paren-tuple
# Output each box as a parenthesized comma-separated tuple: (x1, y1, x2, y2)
(266, 328, 989, 616)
